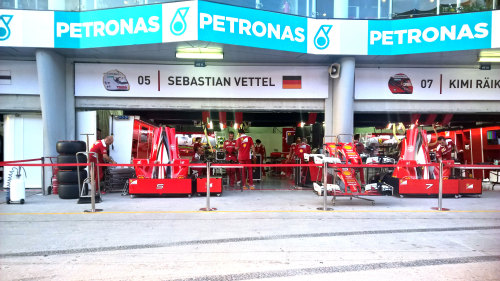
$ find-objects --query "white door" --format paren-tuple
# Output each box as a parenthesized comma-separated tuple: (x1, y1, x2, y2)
(3, 115, 43, 188)
(76, 111, 97, 150)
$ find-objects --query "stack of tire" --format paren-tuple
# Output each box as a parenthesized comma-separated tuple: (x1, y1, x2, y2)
(56, 141, 87, 199)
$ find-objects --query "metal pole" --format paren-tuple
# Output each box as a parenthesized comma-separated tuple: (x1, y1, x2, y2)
(206, 162, 211, 211)
(90, 161, 96, 212)
(323, 162, 328, 210)
(438, 161, 443, 211)
(41, 157, 46, 195)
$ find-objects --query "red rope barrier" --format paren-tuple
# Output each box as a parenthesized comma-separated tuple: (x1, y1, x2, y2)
(0, 158, 43, 165)
(1, 161, 498, 169)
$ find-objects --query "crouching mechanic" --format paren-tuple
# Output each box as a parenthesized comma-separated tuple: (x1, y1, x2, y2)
(89, 135, 116, 193)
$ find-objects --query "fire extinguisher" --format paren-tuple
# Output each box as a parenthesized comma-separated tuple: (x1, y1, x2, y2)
(51, 167, 59, 195)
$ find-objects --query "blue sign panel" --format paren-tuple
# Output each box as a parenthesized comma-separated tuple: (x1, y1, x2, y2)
(198, 1, 307, 53)
(368, 12, 492, 55)
(54, 4, 162, 48)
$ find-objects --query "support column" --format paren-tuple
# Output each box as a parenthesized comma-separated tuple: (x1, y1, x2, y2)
(36, 49, 68, 191)
(331, 57, 355, 143)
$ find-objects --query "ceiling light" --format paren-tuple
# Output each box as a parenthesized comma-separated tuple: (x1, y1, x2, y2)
(478, 50, 500, 63)
(176, 47, 224, 60)
(478, 57, 500, 63)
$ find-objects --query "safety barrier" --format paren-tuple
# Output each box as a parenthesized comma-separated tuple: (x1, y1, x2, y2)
(1, 159, 499, 212)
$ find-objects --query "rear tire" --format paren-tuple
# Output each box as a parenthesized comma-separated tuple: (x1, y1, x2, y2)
(57, 170, 88, 184)
(58, 184, 80, 199)
(57, 155, 88, 170)
(56, 141, 86, 155)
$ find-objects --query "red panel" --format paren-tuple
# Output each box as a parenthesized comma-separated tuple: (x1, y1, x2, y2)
(441, 114, 453, 126)
(398, 179, 459, 195)
(410, 114, 421, 125)
(422, 114, 437, 126)
(235, 112, 243, 124)
(219, 112, 227, 128)
(458, 179, 482, 194)
(196, 178, 222, 193)
(128, 178, 192, 195)
(306, 113, 317, 125)
(309, 166, 322, 182)
(470, 128, 483, 178)
(202, 111, 210, 124)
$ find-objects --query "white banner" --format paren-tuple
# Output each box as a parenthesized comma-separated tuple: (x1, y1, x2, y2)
(0, 60, 38, 95)
(0, 9, 53, 48)
(75, 63, 328, 99)
(492, 10, 500, 48)
(355, 68, 500, 100)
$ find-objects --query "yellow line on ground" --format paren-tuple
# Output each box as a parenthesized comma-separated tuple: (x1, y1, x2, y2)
(0, 210, 499, 215)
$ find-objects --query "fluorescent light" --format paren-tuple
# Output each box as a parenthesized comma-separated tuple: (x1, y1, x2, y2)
(233, 123, 238, 130)
(176, 52, 223, 60)
(478, 57, 500, 63)
(176, 47, 223, 60)
(478, 50, 500, 63)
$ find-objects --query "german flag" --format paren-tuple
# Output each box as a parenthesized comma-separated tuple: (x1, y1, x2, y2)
(282, 76, 301, 89)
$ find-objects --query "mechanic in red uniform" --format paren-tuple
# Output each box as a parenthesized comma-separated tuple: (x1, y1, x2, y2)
(254, 139, 266, 177)
(89, 136, 116, 193)
(236, 128, 256, 190)
(295, 138, 311, 185)
(223, 131, 240, 187)
(435, 136, 458, 162)
(193, 137, 202, 155)
(285, 137, 301, 177)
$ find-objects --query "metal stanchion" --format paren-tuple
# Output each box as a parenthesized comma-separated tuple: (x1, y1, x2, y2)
(432, 162, 449, 211)
(41, 157, 46, 195)
(438, 162, 443, 211)
(317, 162, 333, 211)
(200, 162, 216, 211)
(80, 133, 102, 213)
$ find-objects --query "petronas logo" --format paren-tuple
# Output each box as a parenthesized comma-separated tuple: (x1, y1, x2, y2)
(0, 15, 13, 41)
(314, 25, 332, 50)
(171, 7, 189, 36)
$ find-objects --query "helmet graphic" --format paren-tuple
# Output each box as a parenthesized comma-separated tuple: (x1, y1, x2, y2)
(103, 70, 130, 91)
(388, 73, 413, 94)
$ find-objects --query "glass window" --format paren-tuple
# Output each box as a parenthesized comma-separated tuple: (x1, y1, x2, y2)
(393, 0, 437, 18)
(316, 0, 333, 18)
(0, 0, 16, 9)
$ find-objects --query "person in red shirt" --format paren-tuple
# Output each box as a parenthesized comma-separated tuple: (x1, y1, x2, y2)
(285, 137, 301, 177)
(89, 136, 116, 192)
(236, 128, 256, 189)
(436, 136, 458, 162)
(254, 139, 266, 177)
(193, 137, 202, 155)
(295, 138, 311, 185)
(223, 131, 240, 187)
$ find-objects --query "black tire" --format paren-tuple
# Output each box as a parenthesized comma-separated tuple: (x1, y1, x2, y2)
(58, 184, 80, 199)
(57, 170, 88, 184)
(57, 155, 87, 170)
(20, 199, 25, 204)
(56, 141, 86, 155)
